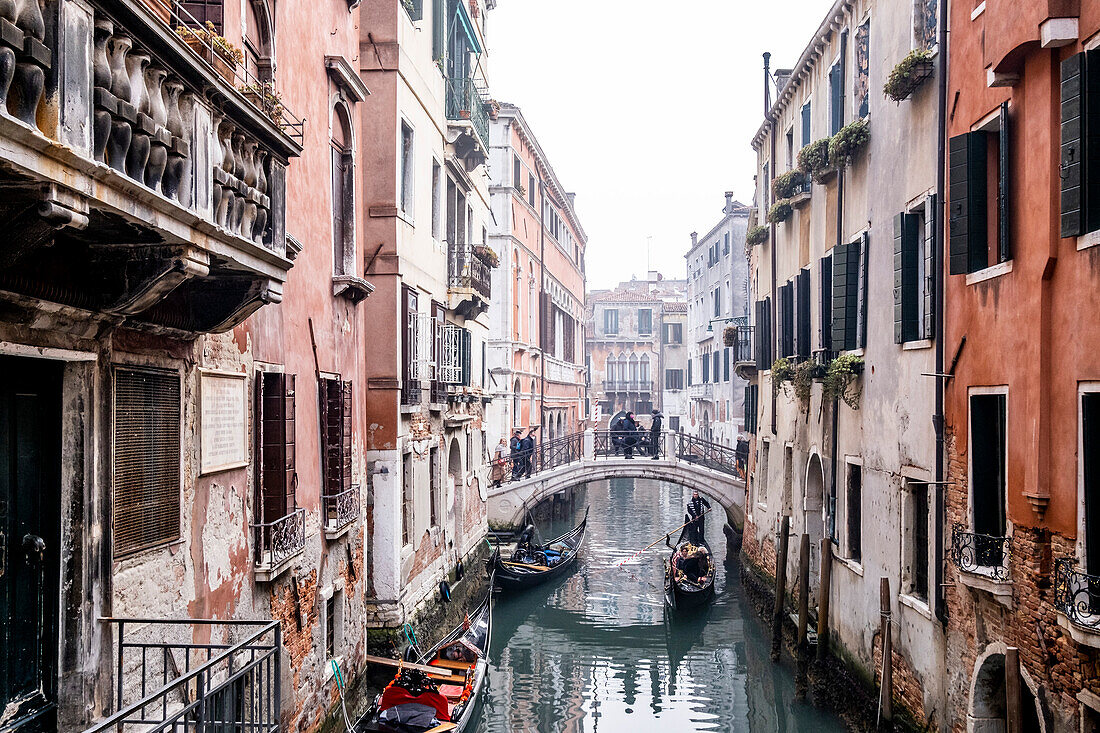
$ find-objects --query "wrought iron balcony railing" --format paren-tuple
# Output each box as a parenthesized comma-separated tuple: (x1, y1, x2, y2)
(448, 243, 492, 299)
(253, 507, 305, 573)
(445, 77, 490, 151)
(951, 524, 1010, 581)
(323, 484, 360, 535)
(602, 379, 652, 393)
(1054, 557, 1100, 632)
(733, 324, 755, 364)
(790, 171, 812, 202)
(84, 618, 280, 733)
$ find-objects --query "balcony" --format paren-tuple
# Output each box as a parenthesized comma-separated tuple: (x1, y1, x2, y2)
(253, 508, 305, 582)
(951, 525, 1013, 604)
(322, 484, 360, 540)
(1054, 557, 1100, 648)
(689, 382, 715, 400)
(0, 0, 302, 335)
(447, 243, 491, 317)
(445, 77, 490, 163)
(789, 172, 812, 207)
(602, 379, 652, 394)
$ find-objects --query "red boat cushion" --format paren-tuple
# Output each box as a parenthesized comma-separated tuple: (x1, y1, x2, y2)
(438, 684, 465, 699)
(379, 686, 451, 721)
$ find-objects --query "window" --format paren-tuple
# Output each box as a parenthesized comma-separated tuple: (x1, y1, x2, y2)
(796, 268, 811, 358)
(1083, 391, 1100, 575)
(402, 0, 422, 20)
(757, 441, 770, 506)
(723, 348, 730, 381)
(432, 0, 444, 60)
(801, 100, 812, 147)
(713, 287, 721, 318)
(970, 392, 1007, 563)
(402, 452, 413, 545)
(320, 377, 352, 504)
(829, 58, 844, 135)
(744, 385, 758, 434)
(786, 128, 794, 169)
(529, 174, 536, 207)
(331, 104, 354, 275)
(906, 481, 930, 601)
(663, 322, 682, 345)
(325, 593, 337, 658)
(894, 201, 937, 343)
(915, 0, 939, 50)
(855, 20, 870, 119)
(440, 323, 466, 383)
(831, 233, 869, 351)
(638, 308, 652, 335)
(949, 103, 1011, 274)
(255, 372, 296, 529)
(819, 254, 832, 352)
(665, 369, 684, 390)
(431, 160, 442, 240)
(846, 463, 862, 562)
(687, 359, 692, 386)
(723, 232, 730, 255)
(669, 416, 680, 432)
(603, 308, 619, 335)
(401, 286, 422, 405)
(177, 0, 222, 33)
(113, 367, 181, 557)
(429, 446, 439, 527)
(701, 353, 710, 383)
(1061, 51, 1100, 239)
(399, 121, 414, 216)
(513, 155, 522, 189)
(712, 352, 720, 384)
(777, 281, 794, 358)
(782, 445, 793, 515)
(755, 297, 773, 370)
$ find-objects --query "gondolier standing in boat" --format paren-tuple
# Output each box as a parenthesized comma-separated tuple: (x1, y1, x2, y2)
(686, 490, 711, 543)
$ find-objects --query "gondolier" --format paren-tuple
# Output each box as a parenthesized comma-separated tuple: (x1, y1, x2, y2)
(686, 490, 711, 544)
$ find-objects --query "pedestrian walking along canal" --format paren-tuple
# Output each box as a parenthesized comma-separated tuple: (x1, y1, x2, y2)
(467, 478, 847, 732)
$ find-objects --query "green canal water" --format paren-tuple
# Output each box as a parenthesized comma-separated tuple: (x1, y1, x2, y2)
(467, 478, 848, 733)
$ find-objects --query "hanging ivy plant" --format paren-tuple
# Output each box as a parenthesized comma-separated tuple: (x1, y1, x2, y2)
(771, 170, 802, 200)
(828, 119, 870, 168)
(791, 360, 824, 407)
(823, 354, 864, 410)
(797, 138, 832, 179)
(883, 49, 935, 102)
(746, 225, 769, 247)
(771, 357, 794, 397)
(723, 325, 737, 348)
(767, 199, 793, 225)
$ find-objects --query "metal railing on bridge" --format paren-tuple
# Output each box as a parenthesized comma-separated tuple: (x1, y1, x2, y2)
(675, 432, 746, 479)
(84, 618, 281, 733)
(490, 432, 584, 485)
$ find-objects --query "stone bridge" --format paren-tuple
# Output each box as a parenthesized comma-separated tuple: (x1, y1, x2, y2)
(487, 430, 747, 529)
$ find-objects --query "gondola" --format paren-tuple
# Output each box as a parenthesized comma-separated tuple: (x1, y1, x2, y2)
(356, 574, 493, 733)
(493, 508, 589, 591)
(664, 523, 716, 611)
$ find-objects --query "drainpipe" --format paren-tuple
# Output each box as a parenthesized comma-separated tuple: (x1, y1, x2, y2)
(828, 34, 848, 542)
(932, 0, 949, 627)
(765, 52, 778, 436)
(539, 172, 547, 431)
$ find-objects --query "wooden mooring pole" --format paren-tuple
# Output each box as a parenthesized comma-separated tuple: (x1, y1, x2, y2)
(771, 515, 791, 662)
(878, 577, 893, 728)
(1006, 647, 1023, 733)
(816, 537, 833, 662)
(795, 533, 810, 700)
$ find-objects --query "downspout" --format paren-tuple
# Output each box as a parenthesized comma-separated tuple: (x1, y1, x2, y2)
(539, 172, 547, 430)
(765, 52, 778, 436)
(829, 31, 848, 542)
(933, 0, 949, 626)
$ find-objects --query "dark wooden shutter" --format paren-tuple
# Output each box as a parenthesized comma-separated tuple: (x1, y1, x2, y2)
(341, 380, 352, 491)
(744, 385, 758, 434)
(258, 372, 294, 523)
(948, 132, 988, 274)
(775, 287, 785, 359)
(923, 195, 937, 340)
(461, 328, 472, 386)
(113, 367, 181, 557)
(820, 254, 832, 352)
(332, 148, 346, 275)
(1086, 51, 1100, 236)
(830, 62, 843, 135)
(320, 377, 349, 498)
(755, 300, 766, 370)
(858, 232, 869, 349)
(432, 0, 445, 61)
(284, 374, 297, 511)
(831, 242, 853, 350)
(998, 101, 1010, 263)
(801, 101, 812, 146)
(401, 286, 411, 385)
(894, 213, 919, 344)
(1062, 52, 1086, 237)
(796, 268, 811, 358)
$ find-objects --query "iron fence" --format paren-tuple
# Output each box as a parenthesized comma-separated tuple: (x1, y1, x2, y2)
(447, 244, 492, 299)
(950, 525, 1010, 580)
(675, 432, 743, 478)
(733, 325, 755, 364)
(593, 429, 658, 458)
(1054, 557, 1100, 631)
(323, 484, 360, 533)
(252, 507, 305, 570)
(489, 432, 585, 485)
(85, 618, 281, 733)
(445, 77, 490, 150)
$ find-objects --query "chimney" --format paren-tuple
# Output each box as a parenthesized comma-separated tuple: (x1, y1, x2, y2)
(763, 52, 771, 113)
(774, 68, 793, 91)
(724, 191, 734, 215)
(690, 231, 698, 248)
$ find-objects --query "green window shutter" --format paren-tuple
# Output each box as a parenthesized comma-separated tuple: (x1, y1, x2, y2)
(998, 101, 1011, 262)
(797, 268, 811, 358)
(432, 0, 445, 62)
(948, 132, 988, 274)
(461, 328, 472, 386)
(820, 254, 832, 352)
(857, 232, 869, 349)
(831, 242, 851, 350)
(894, 214, 905, 344)
(1062, 51, 1085, 237)
(923, 194, 937, 340)
(894, 213, 919, 343)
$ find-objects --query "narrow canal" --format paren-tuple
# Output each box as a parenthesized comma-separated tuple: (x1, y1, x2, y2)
(468, 478, 847, 732)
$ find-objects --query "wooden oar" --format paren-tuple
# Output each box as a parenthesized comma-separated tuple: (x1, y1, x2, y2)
(363, 654, 460, 679)
(501, 561, 550, 572)
(615, 508, 714, 567)
(425, 724, 458, 733)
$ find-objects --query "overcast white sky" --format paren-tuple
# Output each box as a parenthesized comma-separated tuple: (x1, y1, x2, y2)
(487, 0, 829, 289)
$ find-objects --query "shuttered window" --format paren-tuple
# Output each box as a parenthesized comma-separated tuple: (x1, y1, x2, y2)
(1061, 51, 1100, 238)
(755, 298, 772, 370)
(113, 367, 181, 557)
(744, 385, 758, 434)
(829, 61, 844, 135)
(702, 353, 710, 383)
(819, 254, 832, 352)
(948, 132, 987, 274)
(320, 377, 352, 500)
(922, 195, 937, 339)
(831, 240, 863, 351)
(777, 282, 794, 358)
(894, 212, 920, 344)
(603, 308, 618, 335)
(638, 308, 652, 335)
(723, 348, 730, 381)
(796, 268, 811, 358)
(255, 372, 296, 525)
(801, 101, 812, 147)
(713, 352, 720, 383)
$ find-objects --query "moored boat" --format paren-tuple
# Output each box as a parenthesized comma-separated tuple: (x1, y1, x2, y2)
(664, 525, 716, 611)
(493, 508, 588, 591)
(356, 576, 493, 733)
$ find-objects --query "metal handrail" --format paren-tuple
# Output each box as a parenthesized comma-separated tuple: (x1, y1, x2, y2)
(1054, 557, 1100, 630)
(675, 432, 743, 478)
(252, 507, 305, 568)
(447, 243, 492, 298)
(322, 484, 360, 531)
(951, 524, 1010, 581)
(444, 77, 490, 150)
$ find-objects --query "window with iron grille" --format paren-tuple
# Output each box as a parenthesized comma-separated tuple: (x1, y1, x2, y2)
(255, 372, 296, 527)
(113, 367, 181, 557)
(320, 377, 352, 502)
(440, 323, 464, 383)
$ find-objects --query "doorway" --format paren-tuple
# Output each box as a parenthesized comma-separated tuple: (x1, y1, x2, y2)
(0, 355, 62, 731)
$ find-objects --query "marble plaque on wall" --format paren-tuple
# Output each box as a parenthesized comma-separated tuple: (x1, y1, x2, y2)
(200, 370, 248, 474)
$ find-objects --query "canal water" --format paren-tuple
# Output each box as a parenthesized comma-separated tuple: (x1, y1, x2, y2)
(468, 478, 847, 733)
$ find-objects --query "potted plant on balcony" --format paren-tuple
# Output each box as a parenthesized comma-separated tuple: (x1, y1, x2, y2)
(823, 353, 864, 409)
(798, 137, 834, 182)
(723, 325, 737, 348)
(771, 357, 794, 396)
(767, 199, 793, 225)
(792, 359, 819, 407)
(473, 245, 499, 268)
(240, 81, 284, 127)
(771, 170, 802, 200)
(177, 23, 243, 82)
(746, 225, 769, 247)
(828, 118, 870, 169)
(883, 49, 935, 102)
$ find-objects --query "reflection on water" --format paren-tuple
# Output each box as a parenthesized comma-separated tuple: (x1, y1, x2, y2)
(469, 478, 846, 733)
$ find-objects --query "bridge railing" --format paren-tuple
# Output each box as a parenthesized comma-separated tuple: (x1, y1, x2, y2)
(593, 429, 660, 458)
(488, 432, 585, 486)
(675, 432, 746, 479)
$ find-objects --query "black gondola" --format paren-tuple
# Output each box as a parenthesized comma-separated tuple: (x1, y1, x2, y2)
(356, 574, 493, 733)
(493, 508, 588, 591)
(664, 524, 716, 611)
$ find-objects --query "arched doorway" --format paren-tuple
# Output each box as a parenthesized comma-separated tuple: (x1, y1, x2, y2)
(804, 453, 825, 592)
(970, 650, 1044, 733)
(448, 438, 463, 542)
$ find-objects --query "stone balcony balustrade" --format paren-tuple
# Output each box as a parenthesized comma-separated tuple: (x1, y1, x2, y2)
(0, 0, 303, 334)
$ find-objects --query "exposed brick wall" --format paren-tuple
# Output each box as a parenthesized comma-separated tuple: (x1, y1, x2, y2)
(270, 569, 319, 732)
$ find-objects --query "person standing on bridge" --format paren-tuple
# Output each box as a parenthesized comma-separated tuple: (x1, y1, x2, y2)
(621, 412, 639, 459)
(509, 428, 525, 481)
(649, 408, 663, 459)
(685, 490, 711, 544)
(520, 425, 538, 478)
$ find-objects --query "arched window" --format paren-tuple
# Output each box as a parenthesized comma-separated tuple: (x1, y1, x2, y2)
(513, 379, 521, 425)
(530, 379, 538, 425)
(628, 354, 639, 384)
(513, 252, 522, 340)
(640, 354, 650, 383)
(606, 355, 616, 386)
(243, 0, 275, 82)
(331, 103, 354, 276)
